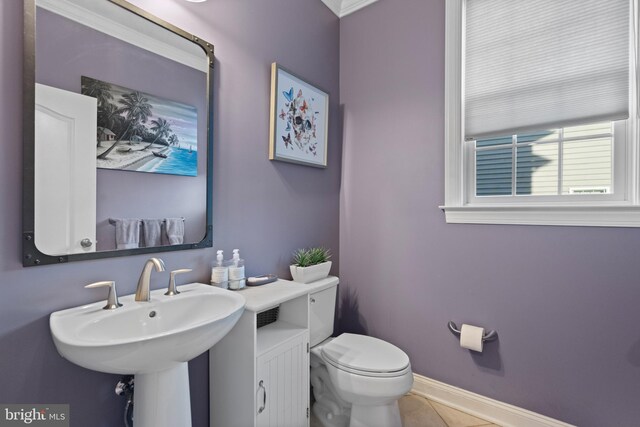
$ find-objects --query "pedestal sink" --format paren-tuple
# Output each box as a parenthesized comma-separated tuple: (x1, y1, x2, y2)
(50, 283, 245, 427)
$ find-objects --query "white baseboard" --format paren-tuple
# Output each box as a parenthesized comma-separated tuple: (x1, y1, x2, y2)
(411, 374, 575, 427)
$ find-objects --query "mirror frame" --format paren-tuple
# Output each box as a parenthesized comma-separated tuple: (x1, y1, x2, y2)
(22, 0, 214, 267)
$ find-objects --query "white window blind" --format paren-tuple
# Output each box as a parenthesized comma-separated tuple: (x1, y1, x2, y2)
(465, 0, 630, 139)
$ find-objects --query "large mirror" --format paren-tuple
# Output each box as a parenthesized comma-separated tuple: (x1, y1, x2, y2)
(23, 0, 214, 266)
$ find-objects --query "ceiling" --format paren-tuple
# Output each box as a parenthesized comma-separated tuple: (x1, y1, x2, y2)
(320, 0, 379, 18)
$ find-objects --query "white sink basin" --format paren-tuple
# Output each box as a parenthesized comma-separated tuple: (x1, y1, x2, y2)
(50, 283, 244, 374)
(50, 282, 245, 427)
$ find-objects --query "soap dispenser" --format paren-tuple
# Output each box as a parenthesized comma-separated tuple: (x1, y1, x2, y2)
(211, 250, 229, 289)
(228, 249, 245, 290)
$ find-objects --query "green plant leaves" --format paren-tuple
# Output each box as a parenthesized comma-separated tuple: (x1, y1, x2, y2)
(292, 247, 331, 267)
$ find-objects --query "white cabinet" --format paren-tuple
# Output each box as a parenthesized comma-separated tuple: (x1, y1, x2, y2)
(210, 282, 323, 427)
(256, 330, 309, 427)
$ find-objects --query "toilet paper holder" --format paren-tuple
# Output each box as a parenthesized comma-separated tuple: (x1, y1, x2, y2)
(448, 321, 498, 342)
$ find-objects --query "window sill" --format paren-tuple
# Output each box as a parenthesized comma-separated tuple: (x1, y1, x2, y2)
(439, 204, 640, 227)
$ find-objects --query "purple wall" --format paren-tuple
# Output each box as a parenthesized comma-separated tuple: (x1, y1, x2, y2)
(0, 0, 339, 426)
(36, 7, 208, 249)
(8, 0, 636, 424)
(339, 1, 640, 426)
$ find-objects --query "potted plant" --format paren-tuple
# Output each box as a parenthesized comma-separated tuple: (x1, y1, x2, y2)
(290, 247, 332, 284)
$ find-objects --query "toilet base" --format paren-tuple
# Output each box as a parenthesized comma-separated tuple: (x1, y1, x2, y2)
(311, 362, 351, 427)
(349, 401, 402, 427)
(312, 401, 350, 427)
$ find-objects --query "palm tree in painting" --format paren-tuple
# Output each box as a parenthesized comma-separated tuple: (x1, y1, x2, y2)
(144, 118, 172, 150)
(96, 102, 121, 147)
(168, 134, 179, 147)
(98, 91, 152, 159)
(128, 122, 147, 145)
(83, 78, 117, 148)
(83, 78, 114, 108)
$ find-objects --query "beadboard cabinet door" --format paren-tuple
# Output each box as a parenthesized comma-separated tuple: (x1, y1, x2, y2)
(256, 331, 309, 427)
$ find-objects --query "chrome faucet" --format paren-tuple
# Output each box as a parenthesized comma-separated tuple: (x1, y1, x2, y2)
(135, 258, 166, 302)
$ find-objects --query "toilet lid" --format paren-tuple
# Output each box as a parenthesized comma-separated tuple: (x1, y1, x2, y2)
(321, 333, 410, 376)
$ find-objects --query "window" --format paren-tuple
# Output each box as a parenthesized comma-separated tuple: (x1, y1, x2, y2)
(470, 121, 625, 201)
(442, 0, 640, 226)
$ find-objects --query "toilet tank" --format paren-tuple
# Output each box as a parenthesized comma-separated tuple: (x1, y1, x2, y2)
(309, 283, 338, 347)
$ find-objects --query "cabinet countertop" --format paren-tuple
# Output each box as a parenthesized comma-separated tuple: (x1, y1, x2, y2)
(231, 276, 339, 312)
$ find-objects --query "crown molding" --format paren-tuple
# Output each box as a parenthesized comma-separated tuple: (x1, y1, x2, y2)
(37, 0, 208, 72)
(321, 0, 379, 18)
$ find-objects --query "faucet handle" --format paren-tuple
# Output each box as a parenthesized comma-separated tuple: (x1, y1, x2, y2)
(85, 281, 122, 310)
(165, 269, 192, 296)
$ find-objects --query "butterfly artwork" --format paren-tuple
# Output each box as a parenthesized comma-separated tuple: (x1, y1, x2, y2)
(270, 63, 328, 167)
(282, 133, 291, 148)
(283, 88, 294, 103)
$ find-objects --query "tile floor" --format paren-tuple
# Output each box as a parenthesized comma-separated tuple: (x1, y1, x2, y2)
(400, 393, 500, 427)
(310, 392, 501, 427)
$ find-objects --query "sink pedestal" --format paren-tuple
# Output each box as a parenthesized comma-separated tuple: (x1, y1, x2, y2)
(49, 283, 246, 427)
(134, 363, 191, 427)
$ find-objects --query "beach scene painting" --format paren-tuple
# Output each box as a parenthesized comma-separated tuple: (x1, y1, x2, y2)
(81, 76, 198, 177)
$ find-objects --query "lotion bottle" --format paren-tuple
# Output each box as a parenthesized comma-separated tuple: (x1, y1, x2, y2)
(211, 250, 229, 289)
(228, 249, 245, 290)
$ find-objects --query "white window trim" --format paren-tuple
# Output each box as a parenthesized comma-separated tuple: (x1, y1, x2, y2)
(441, 0, 640, 227)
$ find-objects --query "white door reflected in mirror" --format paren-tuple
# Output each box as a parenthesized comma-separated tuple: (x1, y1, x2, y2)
(35, 83, 97, 255)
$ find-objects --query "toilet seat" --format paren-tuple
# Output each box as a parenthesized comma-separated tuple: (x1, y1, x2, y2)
(321, 333, 411, 378)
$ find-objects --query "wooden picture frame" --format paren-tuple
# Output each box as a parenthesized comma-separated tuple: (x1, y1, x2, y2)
(269, 63, 329, 168)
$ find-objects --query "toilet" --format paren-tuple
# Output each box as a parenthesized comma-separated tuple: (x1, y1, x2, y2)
(309, 283, 413, 427)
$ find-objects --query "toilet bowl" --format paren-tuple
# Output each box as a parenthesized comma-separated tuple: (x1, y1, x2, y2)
(308, 281, 413, 427)
(310, 334, 413, 427)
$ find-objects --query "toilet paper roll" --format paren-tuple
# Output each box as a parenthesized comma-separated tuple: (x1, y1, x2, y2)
(460, 324, 484, 352)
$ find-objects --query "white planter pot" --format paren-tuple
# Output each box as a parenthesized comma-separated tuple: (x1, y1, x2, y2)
(290, 261, 332, 284)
